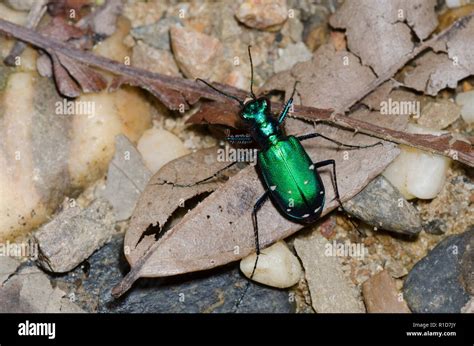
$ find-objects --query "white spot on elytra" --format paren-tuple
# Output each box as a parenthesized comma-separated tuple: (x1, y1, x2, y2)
(286, 208, 291, 212)
(320, 190, 324, 195)
(304, 180, 308, 185)
(309, 164, 314, 170)
(288, 190, 292, 194)
(302, 214, 309, 218)
(270, 185, 277, 191)
(314, 206, 322, 213)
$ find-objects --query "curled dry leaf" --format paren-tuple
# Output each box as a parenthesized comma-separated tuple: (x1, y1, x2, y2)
(112, 118, 399, 297)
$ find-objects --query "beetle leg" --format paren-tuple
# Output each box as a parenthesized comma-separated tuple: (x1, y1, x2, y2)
(234, 190, 270, 311)
(297, 132, 382, 150)
(313, 159, 342, 209)
(277, 81, 299, 125)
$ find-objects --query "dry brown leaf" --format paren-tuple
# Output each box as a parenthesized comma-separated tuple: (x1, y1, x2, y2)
(113, 118, 399, 297)
(124, 147, 243, 266)
(329, 0, 438, 76)
(404, 17, 474, 95)
(262, 44, 376, 113)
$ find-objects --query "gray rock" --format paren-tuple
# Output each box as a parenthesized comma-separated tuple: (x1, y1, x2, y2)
(52, 235, 295, 313)
(34, 198, 115, 273)
(101, 135, 152, 221)
(131, 17, 181, 50)
(403, 228, 473, 313)
(344, 176, 422, 235)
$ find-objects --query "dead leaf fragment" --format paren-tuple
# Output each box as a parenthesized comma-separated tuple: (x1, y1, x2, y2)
(262, 44, 377, 113)
(330, 0, 438, 76)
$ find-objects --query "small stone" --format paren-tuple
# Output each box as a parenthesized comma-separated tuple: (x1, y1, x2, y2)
(423, 218, 448, 235)
(383, 125, 450, 200)
(385, 259, 409, 279)
(123, 0, 166, 28)
(101, 135, 152, 221)
(274, 42, 312, 73)
(137, 128, 190, 174)
(445, 0, 470, 8)
(362, 270, 411, 313)
(131, 17, 181, 50)
(455, 90, 474, 123)
(294, 233, 365, 313)
(34, 198, 116, 273)
(344, 176, 422, 235)
(403, 228, 473, 313)
(132, 41, 181, 77)
(235, 0, 288, 31)
(240, 241, 302, 288)
(170, 26, 228, 81)
(418, 99, 461, 129)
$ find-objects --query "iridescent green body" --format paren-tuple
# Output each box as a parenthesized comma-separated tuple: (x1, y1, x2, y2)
(241, 97, 325, 222)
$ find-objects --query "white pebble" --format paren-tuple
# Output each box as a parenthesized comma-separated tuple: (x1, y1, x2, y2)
(455, 90, 474, 124)
(445, 0, 467, 8)
(240, 241, 302, 288)
(137, 128, 190, 174)
(383, 124, 450, 200)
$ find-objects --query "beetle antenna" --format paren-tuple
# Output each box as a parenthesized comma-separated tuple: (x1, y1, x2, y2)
(196, 78, 244, 106)
(248, 45, 257, 100)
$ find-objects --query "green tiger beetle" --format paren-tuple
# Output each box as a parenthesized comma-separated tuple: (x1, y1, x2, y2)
(196, 46, 381, 310)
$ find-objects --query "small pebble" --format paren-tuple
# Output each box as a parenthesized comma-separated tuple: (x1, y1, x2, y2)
(235, 0, 288, 31)
(455, 90, 474, 123)
(240, 241, 302, 288)
(383, 124, 450, 200)
(137, 128, 190, 174)
(274, 42, 312, 73)
(418, 99, 461, 129)
(445, 0, 470, 8)
(132, 41, 181, 77)
(170, 26, 227, 81)
(344, 176, 422, 235)
(362, 270, 410, 313)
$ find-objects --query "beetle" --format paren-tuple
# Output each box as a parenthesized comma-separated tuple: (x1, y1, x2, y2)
(196, 47, 380, 308)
